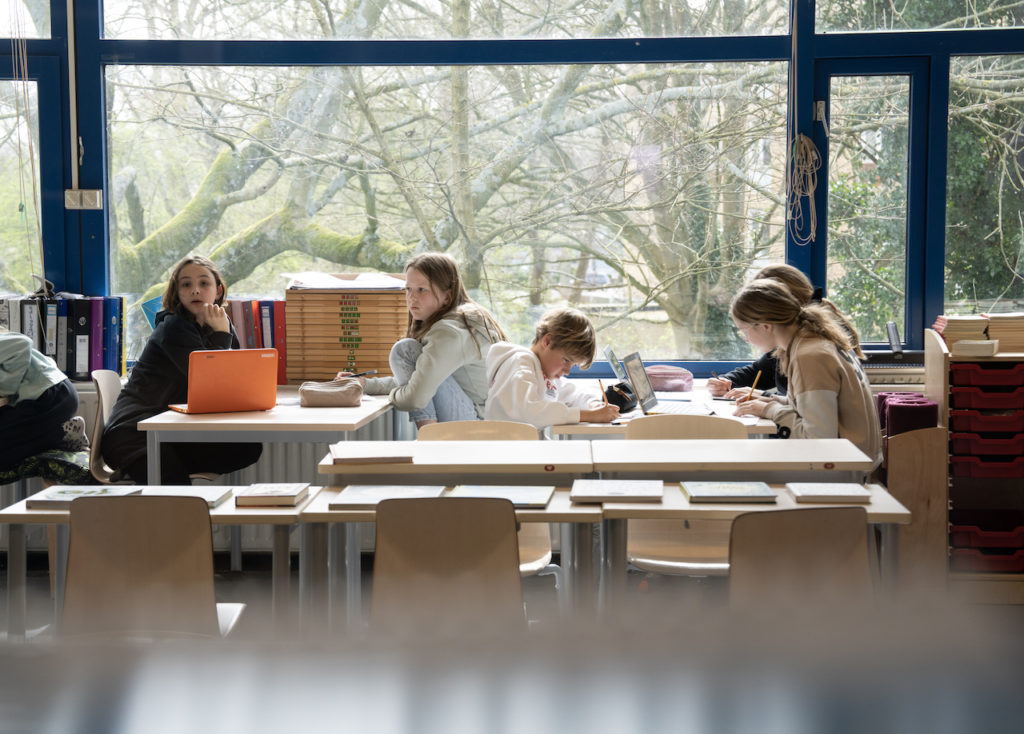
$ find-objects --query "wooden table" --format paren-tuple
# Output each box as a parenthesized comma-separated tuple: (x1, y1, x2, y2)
(0, 486, 319, 638)
(138, 390, 393, 485)
(299, 487, 603, 631)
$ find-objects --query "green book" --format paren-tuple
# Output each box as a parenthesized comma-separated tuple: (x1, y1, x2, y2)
(680, 481, 777, 504)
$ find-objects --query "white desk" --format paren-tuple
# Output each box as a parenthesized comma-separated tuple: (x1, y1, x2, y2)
(299, 487, 602, 631)
(599, 481, 910, 609)
(316, 439, 594, 486)
(0, 486, 319, 638)
(591, 438, 875, 481)
(138, 391, 393, 484)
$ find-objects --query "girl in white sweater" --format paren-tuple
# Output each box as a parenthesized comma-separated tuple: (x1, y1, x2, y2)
(347, 253, 506, 428)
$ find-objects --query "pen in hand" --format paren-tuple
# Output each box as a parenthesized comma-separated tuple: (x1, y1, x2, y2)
(598, 379, 609, 405)
(741, 369, 762, 403)
(346, 369, 378, 378)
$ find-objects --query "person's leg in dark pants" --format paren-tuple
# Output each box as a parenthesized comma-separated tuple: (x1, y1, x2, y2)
(0, 380, 79, 471)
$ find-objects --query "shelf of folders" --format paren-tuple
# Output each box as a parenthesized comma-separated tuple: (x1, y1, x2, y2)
(284, 272, 407, 382)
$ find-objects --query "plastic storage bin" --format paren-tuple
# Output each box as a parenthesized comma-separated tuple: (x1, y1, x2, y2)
(949, 409, 1024, 433)
(949, 456, 1024, 478)
(950, 363, 1024, 386)
(950, 433, 1024, 456)
(950, 548, 1024, 573)
(950, 387, 1024, 410)
(950, 525, 1024, 549)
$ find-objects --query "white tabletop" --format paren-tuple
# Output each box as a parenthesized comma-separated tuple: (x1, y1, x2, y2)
(592, 438, 874, 473)
(600, 482, 911, 524)
(138, 392, 391, 434)
(317, 439, 594, 477)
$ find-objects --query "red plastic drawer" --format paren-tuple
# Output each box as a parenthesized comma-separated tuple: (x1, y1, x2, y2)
(949, 456, 1024, 478)
(950, 432, 1024, 456)
(950, 525, 1024, 549)
(950, 363, 1024, 386)
(949, 410, 1024, 433)
(950, 387, 1024, 410)
(950, 548, 1024, 573)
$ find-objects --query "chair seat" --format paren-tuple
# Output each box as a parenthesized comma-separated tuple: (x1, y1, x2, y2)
(517, 523, 554, 576)
(627, 518, 731, 576)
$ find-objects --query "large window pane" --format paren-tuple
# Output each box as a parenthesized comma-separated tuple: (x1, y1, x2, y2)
(945, 55, 1024, 314)
(0, 1, 49, 38)
(107, 62, 787, 359)
(825, 75, 909, 343)
(103, 0, 788, 40)
(819, 1, 1024, 32)
(0, 81, 42, 293)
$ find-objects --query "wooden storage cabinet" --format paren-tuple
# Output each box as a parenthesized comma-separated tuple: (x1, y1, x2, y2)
(924, 329, 1024, 602)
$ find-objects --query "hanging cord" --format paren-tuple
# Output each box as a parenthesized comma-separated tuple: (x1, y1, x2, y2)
(786, 6, 821, 246)
(9, 4, 47, 291)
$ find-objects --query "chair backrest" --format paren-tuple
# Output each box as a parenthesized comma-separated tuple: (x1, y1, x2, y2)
(89, 370, 127, 484)
(416, 420, 538, 441)
(728, 507, 874, 609)
(62, 495, 221, 637)
(372, 497, 525, 633)
(624, 413, 747, 440)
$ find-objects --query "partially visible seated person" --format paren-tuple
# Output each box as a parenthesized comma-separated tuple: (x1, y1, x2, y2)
(0, 327, 82, 471)
(485, 306, 619, 430)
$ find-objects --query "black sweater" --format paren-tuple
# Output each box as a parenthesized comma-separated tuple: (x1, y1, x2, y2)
(720, 351, 787, 396)
(104, 309, 238, 441)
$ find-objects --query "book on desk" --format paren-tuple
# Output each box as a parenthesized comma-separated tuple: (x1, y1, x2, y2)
(329, 442, 415, 464)
(785, 482, 871, 503)
(570, 479, 664, 503)
(26, 485, 142, 510)
(141, 485, 234, 508)
(328, 485, 446, 510)
(235, 483, 311, 507)
(449, 485, 555, 508)
(680, 481, 777, 504)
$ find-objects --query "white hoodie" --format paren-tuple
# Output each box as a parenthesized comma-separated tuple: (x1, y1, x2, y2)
(484, 342, 599, 429)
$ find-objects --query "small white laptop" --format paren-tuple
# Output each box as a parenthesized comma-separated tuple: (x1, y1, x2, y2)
(621, 352, 709, 416)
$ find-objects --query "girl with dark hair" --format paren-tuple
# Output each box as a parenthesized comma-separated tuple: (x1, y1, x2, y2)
(102, 255, 262, 484)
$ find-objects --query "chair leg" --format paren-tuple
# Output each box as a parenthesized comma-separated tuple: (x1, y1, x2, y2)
(537, 564, 567, 617)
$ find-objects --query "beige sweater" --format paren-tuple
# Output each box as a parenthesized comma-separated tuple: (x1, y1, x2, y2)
(762, 333, 882, 469)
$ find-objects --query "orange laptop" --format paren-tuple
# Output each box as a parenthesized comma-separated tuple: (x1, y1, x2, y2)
(169, 348, 278, 414)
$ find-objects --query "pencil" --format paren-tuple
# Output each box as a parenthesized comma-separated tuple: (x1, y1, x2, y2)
(741, 370, 762, 403)
(599, 379, 608, 405)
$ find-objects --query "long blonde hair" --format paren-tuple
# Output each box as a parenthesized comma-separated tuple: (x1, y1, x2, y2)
(731, 278, 852, 374)
(754, 263, 864, 359)
(404, 253, 507, 351)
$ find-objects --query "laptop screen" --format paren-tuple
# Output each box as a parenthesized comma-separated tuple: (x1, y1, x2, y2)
(604, 345, 628, 382)
(621, 352, 657, 412)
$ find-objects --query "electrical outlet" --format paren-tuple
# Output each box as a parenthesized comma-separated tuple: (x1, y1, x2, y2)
(64, 190, 81, 209)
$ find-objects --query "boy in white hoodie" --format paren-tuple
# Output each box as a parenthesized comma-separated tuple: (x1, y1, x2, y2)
(485, 307, 619, 430)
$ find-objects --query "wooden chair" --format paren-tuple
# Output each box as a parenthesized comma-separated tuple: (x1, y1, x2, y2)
(371, 497, 525, 632)
(90, 369, 217, 484)
(417, 420, 564, 609)
(625, 414, 747, 577)
(62, 495, 245, 638)
(728, 507, 874, 608)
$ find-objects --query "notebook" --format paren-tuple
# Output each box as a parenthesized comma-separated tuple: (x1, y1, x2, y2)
(680, 481, 777, 504)
(449, 485, 556, 508)
(621, 352, 710, 416)
(168, 348, 278, 414)
(570, 479, 664, 503)
(328, 485, 446, 510)
(786, 482, 872, 504)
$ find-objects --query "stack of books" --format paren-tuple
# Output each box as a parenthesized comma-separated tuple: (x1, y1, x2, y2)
(984, 312, 1024, 353)
(932, 314, 989, 349)
(284, 273, 407, 382)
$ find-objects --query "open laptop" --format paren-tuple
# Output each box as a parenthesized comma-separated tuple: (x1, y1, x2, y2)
(603, 345, 629, 382)
(169, 348, 278, 414)
(621, 351, 710, 416)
